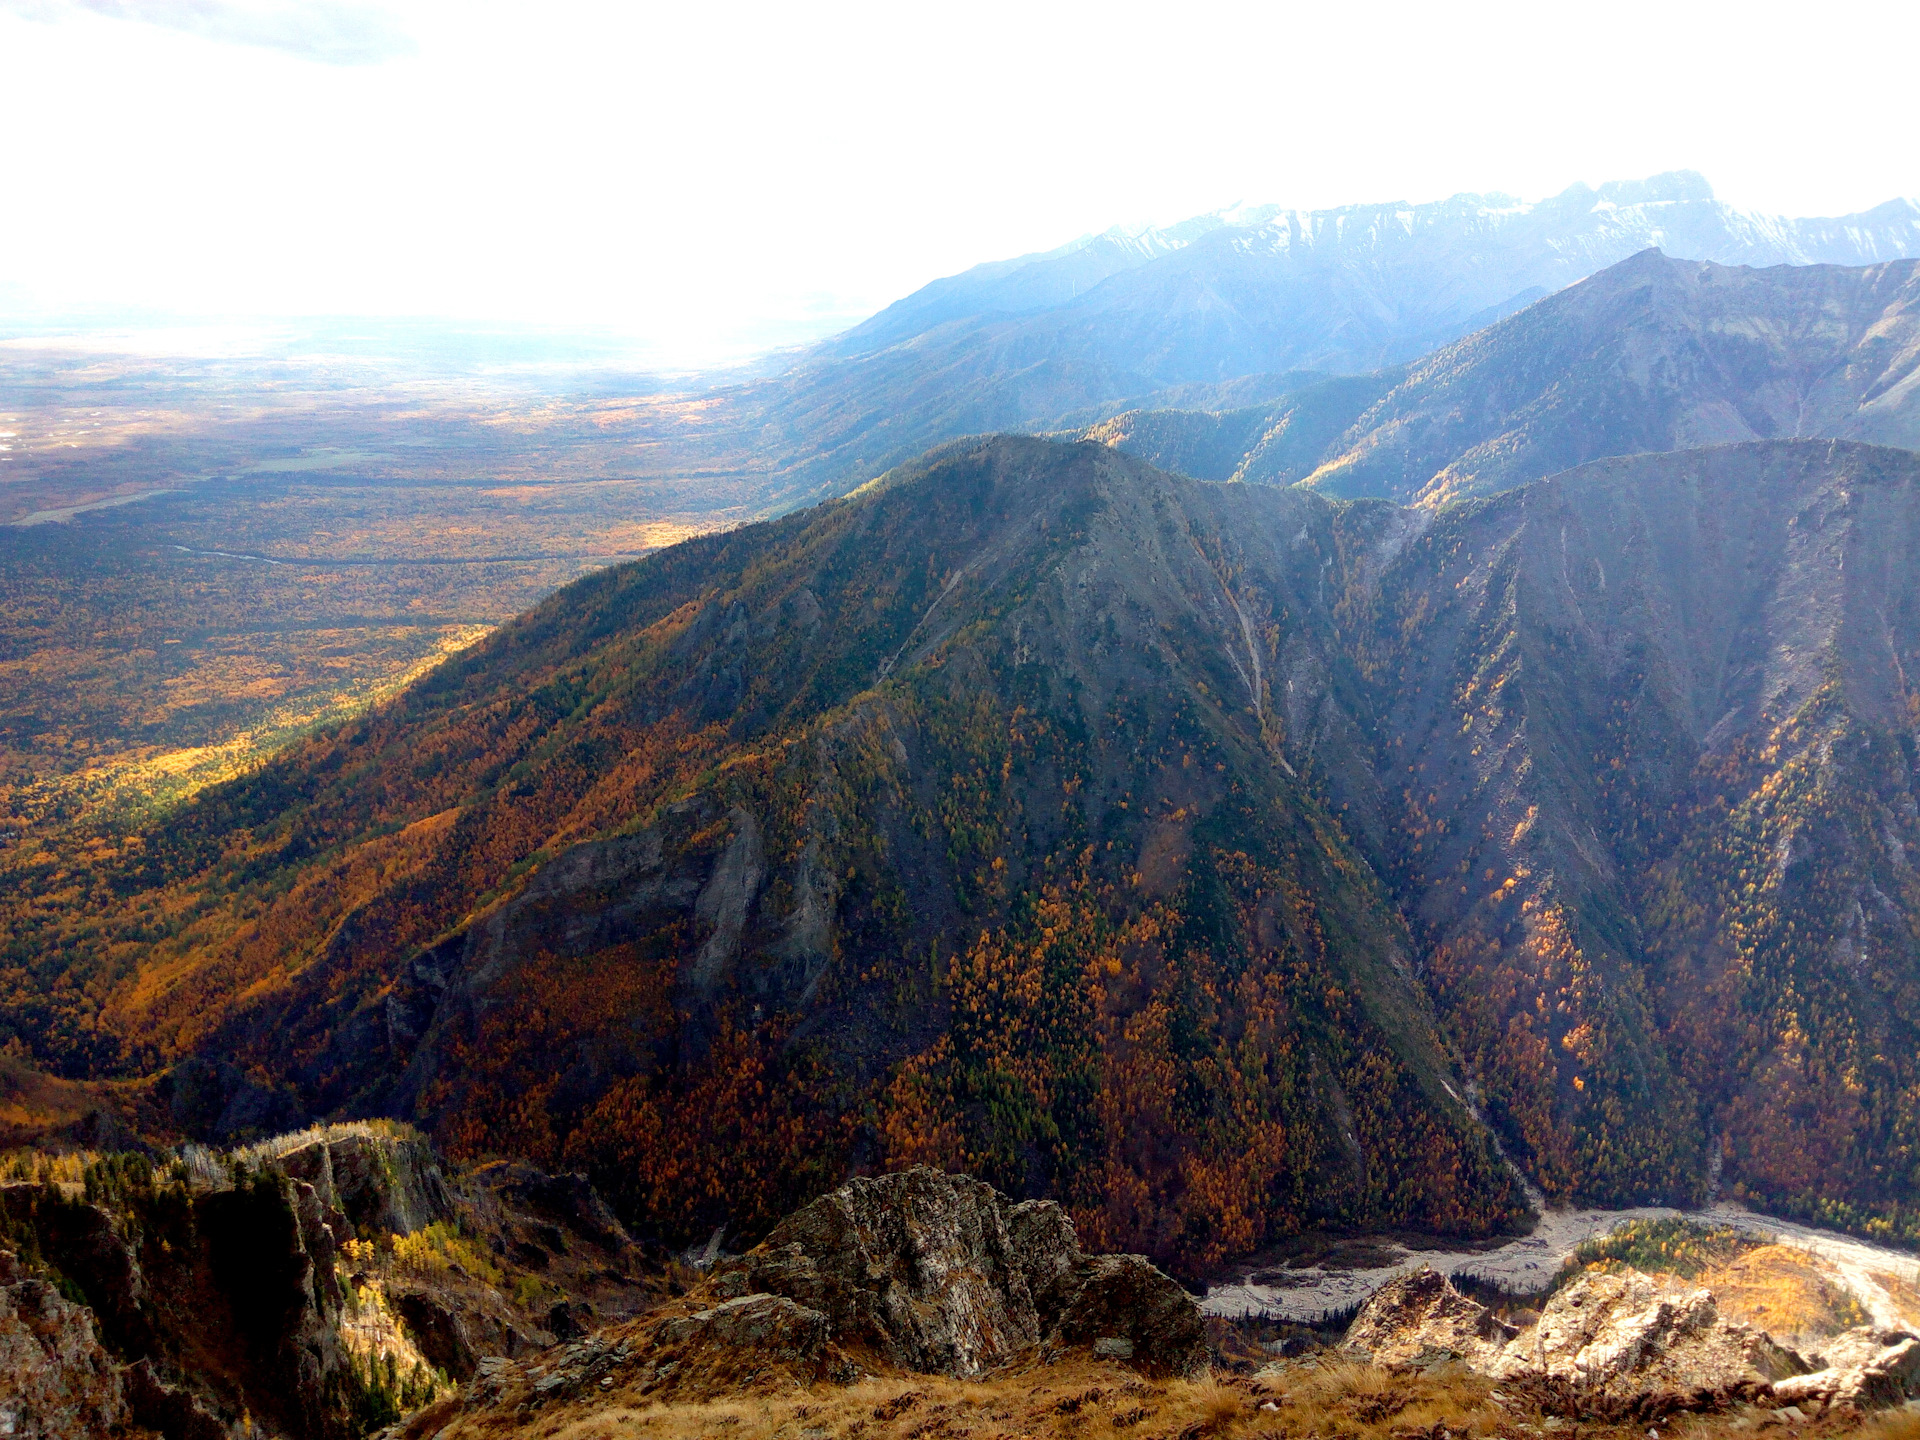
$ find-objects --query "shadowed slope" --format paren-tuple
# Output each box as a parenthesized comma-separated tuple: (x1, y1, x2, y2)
(1305, 253, 1920, 504)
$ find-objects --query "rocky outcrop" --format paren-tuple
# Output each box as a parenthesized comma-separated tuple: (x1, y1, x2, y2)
(0, 1249, 126, 1440)
(1347, 1268, 1805, 1401)
(1342, 1267, 1518, 1369)
(712, 1167, 1041, 1375)
(1772, 1326, 1920, 1412)
(659, 1294, 830, 1367)
(1491, 1271, 1804, 1394)
(271, 1126, 455, 1238)
(711, 1167, 1204, 1377)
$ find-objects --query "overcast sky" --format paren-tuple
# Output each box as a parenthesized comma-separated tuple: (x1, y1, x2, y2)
(4, 0, 1918, 367)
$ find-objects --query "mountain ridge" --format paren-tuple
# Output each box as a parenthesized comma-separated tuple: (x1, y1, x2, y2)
(1083, 251, 1920, 505)
(8, 433, 1920, 1266)
(589, 177, 1920, 519)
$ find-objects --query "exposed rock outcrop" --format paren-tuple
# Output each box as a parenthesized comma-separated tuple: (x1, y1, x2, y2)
(710, 1167, 1204, 1377)
(1346, 1268, 1807, 1403)
(1773, 1326, 1920, 1412)
(1341, 1266, 1518, 1369)
(0, 1249, 126, 1440)
(270, 1126, 456, 1238)
(1490, 1271, 1804, 1394)
(419, 1167, 1207, 1434)
(0, 1129, 656, 1440)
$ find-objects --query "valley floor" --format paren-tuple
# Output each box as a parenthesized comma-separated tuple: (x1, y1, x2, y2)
(1205, 1206, 1920, 1328)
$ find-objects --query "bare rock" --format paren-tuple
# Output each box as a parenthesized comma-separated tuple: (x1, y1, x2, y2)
(1006, 1198, 1081, 1317)
(1050, 1253, 1208, 1377)
(1810, 1325, 1919, 1373)
(1496, 1271, 1806, 1394)
(0, 1256, 127, 1440)
(1345, 1267, 1803, 1402)
(124, 1359, 228, 1440)
(274, 1128, 455, 1238)
(657, 1294, 830, 1367)
(1773, 1330, 1920, 1412)
(712, 1168, 1203, 1378)
(391, 1286, 478, 1380)
(713, 1167, 1040, 1376)
(1343, 1267, 1517, 1368)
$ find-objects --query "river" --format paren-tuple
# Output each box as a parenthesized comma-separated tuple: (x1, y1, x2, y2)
(1201, 1202, 1920, 1326)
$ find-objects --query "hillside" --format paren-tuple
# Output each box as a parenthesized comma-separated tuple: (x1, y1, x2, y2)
(1086, 252, 1920, 506)
(6, 436, 1920, 1266)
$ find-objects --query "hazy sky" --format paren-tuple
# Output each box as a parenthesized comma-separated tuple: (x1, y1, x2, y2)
(4, 0, 1918, 367)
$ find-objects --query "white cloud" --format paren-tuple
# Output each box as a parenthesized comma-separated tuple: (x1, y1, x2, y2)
(4, 0, 413, 63)
(1, 0, 1917, 368)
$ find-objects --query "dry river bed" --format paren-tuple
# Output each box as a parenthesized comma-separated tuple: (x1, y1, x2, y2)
(1202, 1202, 1920, 1324)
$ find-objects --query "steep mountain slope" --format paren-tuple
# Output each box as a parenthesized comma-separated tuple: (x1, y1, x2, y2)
(1084, 253, 1920, 506)
(1304, 252, 1920, 504)
(620, 177, 1920, 513)
(1324, 441, 1920, 1226)
(0, 438, 1523, 1270)
(8, 437, 1920, 1261)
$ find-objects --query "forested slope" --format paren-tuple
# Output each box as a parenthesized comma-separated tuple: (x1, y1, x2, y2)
(7, 436, 1920, 1264)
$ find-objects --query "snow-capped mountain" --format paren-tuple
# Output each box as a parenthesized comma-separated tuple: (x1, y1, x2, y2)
(830, 172, 1920, 376)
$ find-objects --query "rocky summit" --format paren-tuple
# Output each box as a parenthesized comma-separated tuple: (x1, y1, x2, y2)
(1342, 1265, 1920, 1421)
(381, 1166, 1204, 1435)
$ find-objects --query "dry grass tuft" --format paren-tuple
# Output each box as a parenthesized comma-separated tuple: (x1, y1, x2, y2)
(443, 1351, 1738, 1440)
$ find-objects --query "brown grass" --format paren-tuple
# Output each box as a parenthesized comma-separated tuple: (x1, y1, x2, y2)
(431, 1350, 1873, 1440)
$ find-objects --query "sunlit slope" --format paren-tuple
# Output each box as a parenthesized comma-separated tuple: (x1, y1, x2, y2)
(0, 437, 1523, 1267)
(9, 436, 1920, 1258)
(1306, 253, 1920, 504)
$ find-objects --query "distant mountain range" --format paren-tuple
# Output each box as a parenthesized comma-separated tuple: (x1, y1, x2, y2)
(645, 174, 1920, 511)
(1086, 249, 1920, 503)
(833, 172, 1920, 374)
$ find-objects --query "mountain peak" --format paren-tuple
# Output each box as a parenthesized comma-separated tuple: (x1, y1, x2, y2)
(1594, 170, 1716, 206)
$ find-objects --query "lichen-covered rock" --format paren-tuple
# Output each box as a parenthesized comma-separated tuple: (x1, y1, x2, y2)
(0, 1251, 127, 1440)
(658, 1294, 830, 1367)
(713, 1167, 1039, 1375)
(1342, 1266, 1517, 1368)
(1050, 1253, 1208, 1377)
(1006, 1197, 1081, 1317)
(710, 1168, 1204, 1378)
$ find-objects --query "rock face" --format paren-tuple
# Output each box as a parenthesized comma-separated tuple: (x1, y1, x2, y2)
(1773, 1326, 1920, 1411)
(1491, 1271, 1804, 1394)
(1342, 1267, 1518, 1369)
(710, 1167, 1205, 1378)
(272, 1126, 455, 1238)
(0, 1249, 126, 1440)
(413, 1167, 1208, 1435)
(1347, 1268, 1804, 1400)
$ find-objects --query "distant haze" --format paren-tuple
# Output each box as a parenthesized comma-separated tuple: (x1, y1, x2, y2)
(3, 0, 1918, 369)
